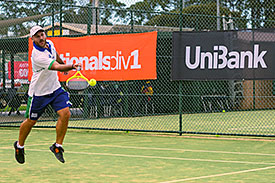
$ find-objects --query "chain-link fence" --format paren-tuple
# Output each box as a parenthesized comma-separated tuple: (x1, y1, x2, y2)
(0, 0, 274, 136)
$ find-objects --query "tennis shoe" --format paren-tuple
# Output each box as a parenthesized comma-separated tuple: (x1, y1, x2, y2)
(49, 143, 65, 163)
(13, 141, 25, 164)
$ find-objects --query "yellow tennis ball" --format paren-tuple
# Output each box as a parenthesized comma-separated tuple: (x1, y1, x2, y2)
(222, 110, 226, 113)
(89, 79, 97, 86)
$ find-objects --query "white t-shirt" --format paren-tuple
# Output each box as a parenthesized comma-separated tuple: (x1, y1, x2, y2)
(28, 40, 61, 96)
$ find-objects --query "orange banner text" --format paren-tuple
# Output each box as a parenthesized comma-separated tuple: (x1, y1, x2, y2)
(28, 31, 157, 81)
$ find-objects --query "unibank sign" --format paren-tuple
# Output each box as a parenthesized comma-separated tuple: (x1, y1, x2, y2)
(172, 30, 275, 80)
(185, 44, 267, 69)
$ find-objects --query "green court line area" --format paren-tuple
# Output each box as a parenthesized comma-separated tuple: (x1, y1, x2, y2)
(1, 128, 275, 183)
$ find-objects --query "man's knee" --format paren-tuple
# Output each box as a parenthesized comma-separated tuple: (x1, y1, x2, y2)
(64, 110, 71, 119)
(24, 118, 37, 126)
(57, 107, 71, 119)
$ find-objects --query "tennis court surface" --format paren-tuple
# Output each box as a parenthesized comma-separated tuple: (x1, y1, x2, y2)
(1, 127, 275, 183)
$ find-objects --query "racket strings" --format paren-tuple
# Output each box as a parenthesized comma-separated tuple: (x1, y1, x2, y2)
(67, 78, 89, 90)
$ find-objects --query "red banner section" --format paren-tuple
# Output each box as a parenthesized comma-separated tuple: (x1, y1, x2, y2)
(28, 32, 157, 81)
(8, 61, 29, 79)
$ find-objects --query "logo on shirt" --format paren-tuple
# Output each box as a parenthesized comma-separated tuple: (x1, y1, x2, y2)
(31, 113, 38, 118)
(33, 68, 45, 73)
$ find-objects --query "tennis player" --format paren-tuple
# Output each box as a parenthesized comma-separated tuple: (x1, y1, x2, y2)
(13, 25, 81, 164)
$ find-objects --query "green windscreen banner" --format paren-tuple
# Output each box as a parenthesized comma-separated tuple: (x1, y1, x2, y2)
(172, 29, 275, 80)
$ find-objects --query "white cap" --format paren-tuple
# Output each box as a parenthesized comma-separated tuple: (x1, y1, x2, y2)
(30, 25, 44, 37)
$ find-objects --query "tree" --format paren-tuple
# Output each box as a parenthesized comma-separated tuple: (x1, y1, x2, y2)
(127, 0, 273, 29)
(126, 0, 178, 25)
(63, 0, 127, 25)
(145, 3, 247, 30)
(222, 0, 274, 28)
(262, 0, 275, 28)
(0, 0, 76, 37)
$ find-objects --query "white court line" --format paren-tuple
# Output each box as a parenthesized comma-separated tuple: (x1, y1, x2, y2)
(19, 149, 275, 166)
(66, 143, 275, 157)
(160, 166, 275, 183)
(0, 161, 11, 163)
(1, 143, 275, 157)
(2, 145, 275, 165)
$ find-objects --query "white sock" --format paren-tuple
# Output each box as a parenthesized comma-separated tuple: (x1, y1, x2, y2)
(17, 142, 24, 149)
(55, 143, 62, 147)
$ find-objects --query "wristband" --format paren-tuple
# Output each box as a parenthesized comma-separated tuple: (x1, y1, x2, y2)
(72, 64, 74, 69)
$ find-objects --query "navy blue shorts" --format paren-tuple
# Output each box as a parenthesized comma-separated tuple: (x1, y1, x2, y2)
(25, 87, 72, 120)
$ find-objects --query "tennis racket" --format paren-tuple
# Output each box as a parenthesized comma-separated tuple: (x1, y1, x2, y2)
(66, 66, 92, 91)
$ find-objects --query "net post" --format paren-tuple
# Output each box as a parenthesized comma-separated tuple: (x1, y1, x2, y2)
(83, 89, 90, 118)
(59, 0, 62, 37)
(179, 81, 183, 136)
(95, 7, 98, 34)
(10, 52, 15, 89)
(125, 81, 129, 117)
(130, 10, 134, 32)
(87, 3, 92, 35)
(51, 4, 54, 36)
(2, 50, 6, 90)
(179, 0, 184, 31)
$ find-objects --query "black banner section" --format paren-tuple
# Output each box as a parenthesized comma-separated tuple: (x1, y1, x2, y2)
(172, 29, 275, 80)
